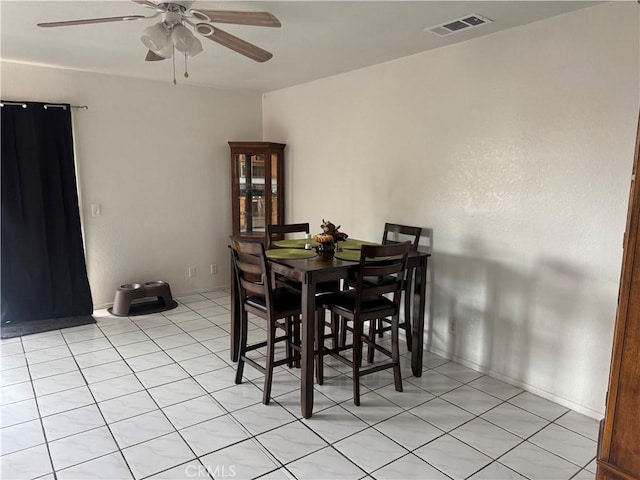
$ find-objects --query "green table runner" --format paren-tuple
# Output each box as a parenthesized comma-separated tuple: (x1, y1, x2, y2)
(272, 238, 316, 248)
(273, 238, 379, 250)
(340, 239, 381, 250)
(270, 238, 382, 256)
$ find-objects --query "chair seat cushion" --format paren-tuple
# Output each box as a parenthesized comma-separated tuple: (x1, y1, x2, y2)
(346, 274, 401, 289)
(321, 290, 395, 315)
(246, 286, 301, 313)
(361, 275, 397, 287)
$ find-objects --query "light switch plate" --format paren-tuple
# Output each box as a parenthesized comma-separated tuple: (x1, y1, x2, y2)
(91, 204, 102, 216)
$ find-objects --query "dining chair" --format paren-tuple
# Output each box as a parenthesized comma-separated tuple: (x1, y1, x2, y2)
(342, 223, 422, 356)
(265, 222, 312, 291)
(266, 222, 310, 249)
(382, 223, 422, 250)
(266, 222, 341, 374)
(319, 242, 411, 405)
(379, 223, 422, 349)
(230, 238, 302, 405)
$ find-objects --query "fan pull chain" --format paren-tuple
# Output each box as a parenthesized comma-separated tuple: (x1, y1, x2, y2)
(184, 52, 189, 79)
(172, 45, 177, 85)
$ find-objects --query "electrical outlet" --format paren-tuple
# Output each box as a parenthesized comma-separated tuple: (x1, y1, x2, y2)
(210, 264, 218, 275)
(188, 267, 196, 277)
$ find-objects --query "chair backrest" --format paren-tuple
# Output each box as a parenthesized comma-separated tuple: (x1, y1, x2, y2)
(230, 238, 275, 314)
(353, 242, 411, 311)
(382, 223, 422, 251)
(266, 223, 310, 249)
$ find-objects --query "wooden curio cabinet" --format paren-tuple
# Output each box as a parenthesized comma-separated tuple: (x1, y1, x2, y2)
(229, 142, 285, 240)
(596, 113, 640, 480)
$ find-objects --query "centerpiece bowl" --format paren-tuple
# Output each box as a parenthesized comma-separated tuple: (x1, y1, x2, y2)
(313, 219, 349, 258)
(313, 234, 335, 258)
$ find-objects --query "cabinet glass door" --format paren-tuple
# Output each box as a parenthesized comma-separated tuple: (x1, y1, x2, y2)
(270, 153, 279, 225)
(230, 142, 284, 240)
(236, 153, 266, 235)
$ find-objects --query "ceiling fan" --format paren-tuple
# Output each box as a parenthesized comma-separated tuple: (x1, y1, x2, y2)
(37, 0, 281, 69)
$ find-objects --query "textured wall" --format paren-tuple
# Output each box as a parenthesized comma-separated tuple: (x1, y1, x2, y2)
(1, 62, 262, 306)
(262, 3, 640, 416)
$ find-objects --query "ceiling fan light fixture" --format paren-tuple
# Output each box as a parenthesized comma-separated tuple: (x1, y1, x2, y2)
(141, 22, 169, 51)
(156, 42, 174, 59)
(187, 37, 203, 57)
(171, 24, 195, 53)
(195, 23, 215, 36)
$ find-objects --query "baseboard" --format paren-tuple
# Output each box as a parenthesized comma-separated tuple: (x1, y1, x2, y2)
(172, 285, 231, 299)
(428, 344, 604, 420)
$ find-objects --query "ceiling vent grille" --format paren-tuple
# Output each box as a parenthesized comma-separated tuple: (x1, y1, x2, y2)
(426, 14, 492, 37)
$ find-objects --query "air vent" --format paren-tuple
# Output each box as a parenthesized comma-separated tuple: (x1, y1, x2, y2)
(426, 13, 492, 37)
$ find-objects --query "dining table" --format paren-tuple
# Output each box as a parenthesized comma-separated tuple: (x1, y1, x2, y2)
(229, 238, 431, 419)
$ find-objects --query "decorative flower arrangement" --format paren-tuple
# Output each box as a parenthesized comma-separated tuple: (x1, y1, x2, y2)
(313, 220, 348, 257)
(319, 219, 348, 241)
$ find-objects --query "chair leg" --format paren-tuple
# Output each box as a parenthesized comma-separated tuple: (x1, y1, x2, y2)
(367, 319, 377, 364)
(391, 314, 403, 393)
(403, 274, 413, 352)
(315, 309, 325, 385)
(235, 311, 249, 384)
(263, 322, 276, 405)
(285, 316, 294, 368)
(377, 318, 384, 338)
(339, 314, 347, 347)
(352, 319, 362, 406)
(331, 314, 339, 349)
(293, 316, 301, 368)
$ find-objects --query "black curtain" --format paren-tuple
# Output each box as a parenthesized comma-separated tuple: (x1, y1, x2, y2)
(1, 102, 93, 323)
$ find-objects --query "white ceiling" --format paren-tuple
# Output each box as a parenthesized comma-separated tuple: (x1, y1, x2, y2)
(1, 1, 601, 93)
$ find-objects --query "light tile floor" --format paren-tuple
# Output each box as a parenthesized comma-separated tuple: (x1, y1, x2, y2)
(1, 291, 599, 480)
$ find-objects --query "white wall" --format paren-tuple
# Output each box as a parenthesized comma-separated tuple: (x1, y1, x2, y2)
(1, 62, 262, 306)
(263, 2, 640, 417)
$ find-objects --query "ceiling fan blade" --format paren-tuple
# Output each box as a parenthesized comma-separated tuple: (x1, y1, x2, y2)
(38, 15, 145, 27)
(201, 26, 273, 62)
(191, 10, 281, 28)
(131, 0, 161, 9)
(145, 50, 166, 61)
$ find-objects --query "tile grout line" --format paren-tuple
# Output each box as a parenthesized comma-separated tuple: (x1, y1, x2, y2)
(20, 334, 58, 480)
(310, 358, 577, 479)
(135, 296, 284, 479)
(20, 305, 182, 476)
(263, 340, 590, 479)
(117, 297, 234, 480)
(49, 295, 228, 479)
(2, 291, 597, 480)
(5, 353, 588, 480)
(53, 322, 137, 479)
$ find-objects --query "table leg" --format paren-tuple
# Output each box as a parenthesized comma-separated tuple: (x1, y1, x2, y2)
(230, 247, 240, 362)
(301, 275, 316, 419)
(411, 255, 428, 376)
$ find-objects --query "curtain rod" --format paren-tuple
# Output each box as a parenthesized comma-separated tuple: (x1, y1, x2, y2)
(0, 101, 88, 110)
